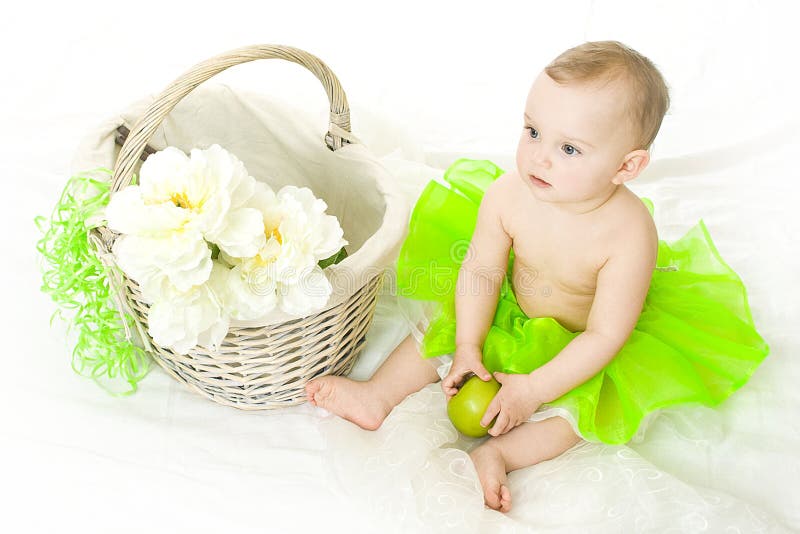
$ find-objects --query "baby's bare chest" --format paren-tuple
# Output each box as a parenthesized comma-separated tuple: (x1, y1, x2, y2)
(512, 226, 605, 295)
(505, 213, 610, 331)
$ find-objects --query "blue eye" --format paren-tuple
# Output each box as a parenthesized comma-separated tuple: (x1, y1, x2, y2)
(527, 127, 539, 139)
(562, 144, 580, 155)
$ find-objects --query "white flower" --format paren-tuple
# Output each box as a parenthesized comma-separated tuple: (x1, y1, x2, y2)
(271, 186, 347, 283)
(179, 145, 265, 257)
(278, 265, 334, 316)
(215, 263, 278, 321)
(220, 182, 347, 317)
(284, 185, 348, 259)
(112, 231, 212, 303)
(146, 261, 230, 354)
(105, 145, 266, 298)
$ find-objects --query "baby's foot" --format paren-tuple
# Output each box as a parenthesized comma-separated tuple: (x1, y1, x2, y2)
(469, 442, 512, 512)
(305, 375, 390, 431)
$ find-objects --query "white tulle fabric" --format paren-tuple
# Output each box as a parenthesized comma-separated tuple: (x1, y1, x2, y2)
(318, 380, 780, 533)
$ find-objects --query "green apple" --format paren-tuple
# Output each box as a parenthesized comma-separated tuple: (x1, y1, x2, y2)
(447, 375, 501, 437)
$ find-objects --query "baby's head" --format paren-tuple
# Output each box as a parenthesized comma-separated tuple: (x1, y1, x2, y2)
(517, 40, 669, 211)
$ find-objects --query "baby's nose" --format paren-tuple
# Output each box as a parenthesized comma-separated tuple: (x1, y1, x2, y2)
(534, 151, 552, 169)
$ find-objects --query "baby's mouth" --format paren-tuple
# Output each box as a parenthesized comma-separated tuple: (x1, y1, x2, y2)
(529, 174, 552, 187)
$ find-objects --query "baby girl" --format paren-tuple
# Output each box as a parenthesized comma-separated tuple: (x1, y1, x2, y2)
(306, 41, 768, 513)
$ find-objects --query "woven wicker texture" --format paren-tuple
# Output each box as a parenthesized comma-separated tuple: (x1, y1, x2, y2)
(91, 45, 387, 409)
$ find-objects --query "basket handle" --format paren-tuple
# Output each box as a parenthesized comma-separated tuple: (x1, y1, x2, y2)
(110, 44, 353, 194)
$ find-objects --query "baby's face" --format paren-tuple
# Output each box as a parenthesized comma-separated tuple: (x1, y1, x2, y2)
(516, 72, 637, 209)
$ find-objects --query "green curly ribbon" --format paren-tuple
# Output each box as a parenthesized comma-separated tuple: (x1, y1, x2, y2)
(34, 168, 151, 396)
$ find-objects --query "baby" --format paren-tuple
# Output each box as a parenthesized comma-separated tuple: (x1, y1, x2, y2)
(306, 41, 669, 512)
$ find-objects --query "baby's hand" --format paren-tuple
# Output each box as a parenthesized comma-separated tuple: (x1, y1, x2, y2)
(442, 343, 492, 401)
(480, 372, 543, 436)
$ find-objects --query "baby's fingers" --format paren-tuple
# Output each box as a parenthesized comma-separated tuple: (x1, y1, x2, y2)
(442, 383, 459, 400)
(442, 370, 464, 397)
(472, 362, 492, 382)
(444, 366, 470, 388)
(481, 397, 501, 429)
(488, 411, 510, 436)
(441, 373, 458, 392)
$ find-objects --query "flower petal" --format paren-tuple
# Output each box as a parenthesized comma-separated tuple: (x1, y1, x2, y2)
(180, 145, 234, 236)
(273, 241, 315, 284)
(105, 186, 189, 236)
(147, 282, 225, 354)
(278, 185, 327, 215)
(112, 232, 212, 299)
(213, 264, 278, 321)
(278, 266, 332, 316)
(195, 315, 230, 352)
(311, 213, 348, 260)
(205, 207, 266, 258)
(138, 147, 191, 202)
(227, 158, 256, 209)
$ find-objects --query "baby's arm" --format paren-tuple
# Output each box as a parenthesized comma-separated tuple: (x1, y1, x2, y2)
(529, 218, 659, 404)
(454, 176, 513, 348)
(442, 176, 513, 396)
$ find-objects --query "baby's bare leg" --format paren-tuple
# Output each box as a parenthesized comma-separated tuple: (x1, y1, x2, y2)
(305, 333, 440, 430)
(469, 417, 581, 512)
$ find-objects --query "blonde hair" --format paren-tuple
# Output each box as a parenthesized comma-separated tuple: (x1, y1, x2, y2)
(545, 40, 670, 150)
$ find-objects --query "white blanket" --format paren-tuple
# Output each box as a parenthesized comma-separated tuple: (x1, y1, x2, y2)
(3, 1, 798, 532)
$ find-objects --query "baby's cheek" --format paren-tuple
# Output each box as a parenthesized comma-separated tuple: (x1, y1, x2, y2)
(514, 144, 528, 173)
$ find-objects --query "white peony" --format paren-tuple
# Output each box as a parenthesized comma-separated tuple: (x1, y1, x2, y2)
(110, 231, 210, 304)
(220, 182, 347, 317)
(215, 263, 278, 321)
(146, 261, 231, 354)
(277, 264, 334, 316)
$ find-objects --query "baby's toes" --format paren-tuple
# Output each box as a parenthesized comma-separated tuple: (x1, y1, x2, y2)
(305, 378, 327, 404)
(304, 382, 317, 403)
(499, 484, 512, 513)
(482, 480, 503, 510)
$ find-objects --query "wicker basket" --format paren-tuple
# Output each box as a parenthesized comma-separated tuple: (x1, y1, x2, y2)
(86, 45, 407, 409)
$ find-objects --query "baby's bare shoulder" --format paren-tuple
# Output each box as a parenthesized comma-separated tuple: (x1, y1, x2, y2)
(488, 170, 520, 198)
(480, 170, 520, 227)
(605, 189, 659, 258)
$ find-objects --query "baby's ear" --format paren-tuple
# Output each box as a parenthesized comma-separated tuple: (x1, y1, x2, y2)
(612, 149, 650, 185)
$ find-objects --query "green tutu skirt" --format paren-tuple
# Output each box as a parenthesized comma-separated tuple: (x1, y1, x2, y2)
(396, 158, 770, 444)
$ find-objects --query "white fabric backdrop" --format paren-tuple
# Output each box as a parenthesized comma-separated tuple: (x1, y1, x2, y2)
(3, 0, 799, 532)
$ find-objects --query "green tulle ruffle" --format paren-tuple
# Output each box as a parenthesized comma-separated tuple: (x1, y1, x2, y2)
(396, 158, 769, 444)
